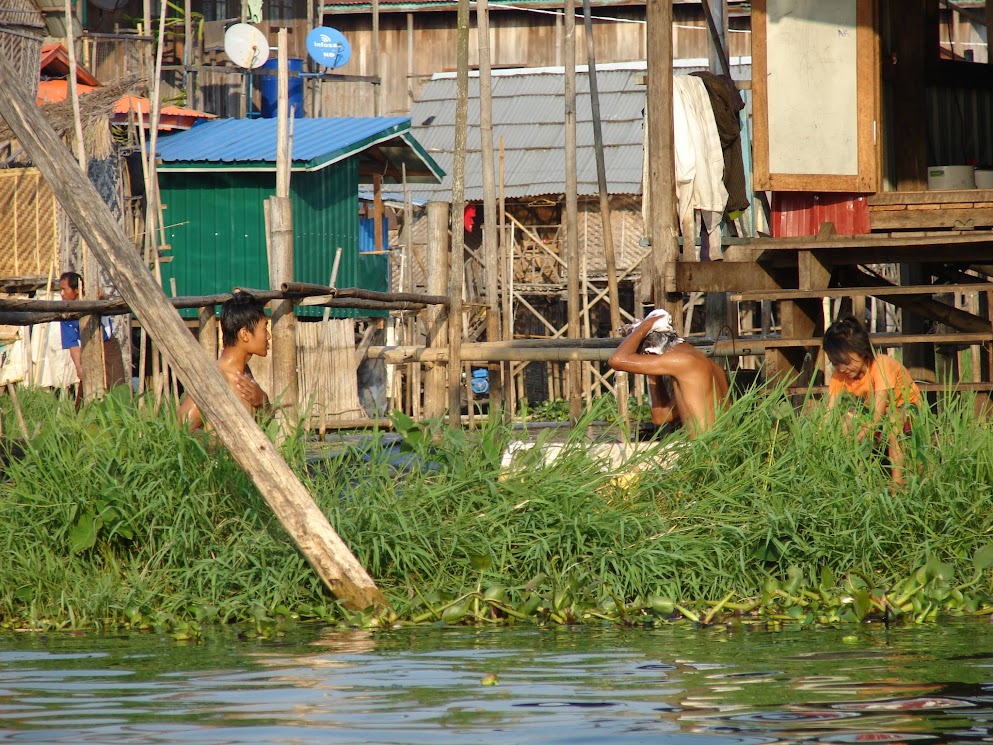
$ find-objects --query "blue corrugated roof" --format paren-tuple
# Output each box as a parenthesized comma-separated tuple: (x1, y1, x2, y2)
(156, 116, 412, 170)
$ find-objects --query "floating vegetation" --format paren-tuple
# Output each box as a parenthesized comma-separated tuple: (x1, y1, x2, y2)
(2, 383, 993, 634)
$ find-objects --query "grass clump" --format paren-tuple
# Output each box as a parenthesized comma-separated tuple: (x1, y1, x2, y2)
(2, 383, 993, 632)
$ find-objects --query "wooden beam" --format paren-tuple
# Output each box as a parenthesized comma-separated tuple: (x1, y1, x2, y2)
(675, 261, 794, 292)
(733, 281, 993, 302)
(0, 51, 385, 612)
(870, 208, 993, 231)
(868, 189, 993, 205)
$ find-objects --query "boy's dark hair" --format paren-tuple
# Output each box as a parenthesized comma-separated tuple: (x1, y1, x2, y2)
(823, 314, 874, 365)
(220, 291, 267, 348)
(59, 271, 82, 291)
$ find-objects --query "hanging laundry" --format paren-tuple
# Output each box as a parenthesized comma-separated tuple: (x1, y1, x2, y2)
(691, 71, 748, 218)
(672, 75, 727, 260)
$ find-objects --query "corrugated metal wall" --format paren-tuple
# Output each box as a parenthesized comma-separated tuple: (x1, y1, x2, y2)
(770, 193, 870, 237)
(159, 159, 387, 318)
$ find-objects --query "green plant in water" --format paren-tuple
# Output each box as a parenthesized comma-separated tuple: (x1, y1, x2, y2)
(3, 382, 993, 633)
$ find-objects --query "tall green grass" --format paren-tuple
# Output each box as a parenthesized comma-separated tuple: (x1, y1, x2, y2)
(1, 383, 992, 630)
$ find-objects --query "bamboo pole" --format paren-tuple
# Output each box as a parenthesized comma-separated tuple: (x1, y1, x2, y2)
(499, 136, 513, 413)
(448, 0, 471, 424)
(424, 201, 450, 418)
(581, 0, 627, 421)
(65, 0, 107, 403)
(0, 52, 386, 612)
(319, 247, 343, 437)
(564, 0, 581, 421)
(372, 0, 381, 115)
(270, 28, 300, 426)
(476, 0, 503, 418)
(646, 0, 680, 323)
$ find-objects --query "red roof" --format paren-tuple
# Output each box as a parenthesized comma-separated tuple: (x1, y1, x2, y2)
(40, 43, 101, 87)
(36, 47, 216, 132)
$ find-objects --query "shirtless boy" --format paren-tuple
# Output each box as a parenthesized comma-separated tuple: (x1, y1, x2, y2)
(608, 309, 729, 437)
(178, 291, 270, 430)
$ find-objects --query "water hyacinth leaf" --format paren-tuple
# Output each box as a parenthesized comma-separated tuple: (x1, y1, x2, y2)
(69, 511, 99, 554)
(820, 566, 835, 591)
(469, 554, 492, 572)
(973, 543, 993, 571)
(850, 588, 871, 620)
(649, 596, 676, 615)
(483, 585, 507, 602)
(925, 557, 954, 583)
(441, 603, 467, 623)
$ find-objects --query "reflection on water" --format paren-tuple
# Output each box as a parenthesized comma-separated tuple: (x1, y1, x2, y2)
(2, 621, 993, 743)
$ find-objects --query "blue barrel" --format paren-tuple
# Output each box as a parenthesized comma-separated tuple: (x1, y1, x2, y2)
(470, 368, 490, 396)
(260, 58, 305, 118)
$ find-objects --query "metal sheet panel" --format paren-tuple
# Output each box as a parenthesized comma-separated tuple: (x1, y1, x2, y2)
(156, 116, 410, 167)
(771, 192, 871, 237)
(159, 159, 375, 319)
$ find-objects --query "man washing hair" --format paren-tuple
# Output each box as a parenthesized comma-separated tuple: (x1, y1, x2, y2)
(608, 309, 730, 437)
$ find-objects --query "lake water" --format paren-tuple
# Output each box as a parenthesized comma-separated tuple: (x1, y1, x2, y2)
(3, 620, 993, 743)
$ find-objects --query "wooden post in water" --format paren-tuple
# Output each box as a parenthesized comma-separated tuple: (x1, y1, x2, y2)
(581, 0, 627, 422)
(448, 0, 470, 425)
(476, 0, 503, 418)
(0, 52, 386, 611)
(198, 305, 218, 360)
(269, 28, 300, 425)
(424, 201, 450, 418)
(564, 0, 582, 422)
(66, 0, 107, 402)
(646, 0, 680, 323)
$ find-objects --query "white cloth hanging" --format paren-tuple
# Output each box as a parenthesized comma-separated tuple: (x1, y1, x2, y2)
(672, 75, 728, 260)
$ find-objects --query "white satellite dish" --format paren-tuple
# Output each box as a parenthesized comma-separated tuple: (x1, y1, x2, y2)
(224, 23, 269, 69)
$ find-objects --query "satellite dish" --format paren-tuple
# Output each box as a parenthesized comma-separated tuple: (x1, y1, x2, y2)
(89, 0, 129, 11)
(306, 27, 351, 69)
(224, 23, 269, 69)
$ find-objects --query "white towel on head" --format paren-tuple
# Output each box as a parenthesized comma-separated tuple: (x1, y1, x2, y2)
(645, 308, 674, 333)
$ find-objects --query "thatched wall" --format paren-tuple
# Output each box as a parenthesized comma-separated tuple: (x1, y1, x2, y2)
(0, 168, 59, 279)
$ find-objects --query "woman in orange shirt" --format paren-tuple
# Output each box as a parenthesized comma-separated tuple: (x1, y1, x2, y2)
(823, 315, 922, 488)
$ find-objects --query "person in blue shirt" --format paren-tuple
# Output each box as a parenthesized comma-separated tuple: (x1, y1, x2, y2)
(58, 271, 85, 386)
(59, 271, 122, 406)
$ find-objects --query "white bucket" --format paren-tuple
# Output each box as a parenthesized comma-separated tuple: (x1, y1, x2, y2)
(927, 165, 976, 190)
(976, 168, 993, 189)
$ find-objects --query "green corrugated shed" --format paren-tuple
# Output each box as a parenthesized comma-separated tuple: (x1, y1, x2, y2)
(159, 162, 385, 319)
(153, 116, 443, 318)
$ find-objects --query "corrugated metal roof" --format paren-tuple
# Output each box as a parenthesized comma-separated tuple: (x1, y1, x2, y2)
(409, 60, 752, 201)
(157, 116, 412, 170)
(409, 67, 648, 200)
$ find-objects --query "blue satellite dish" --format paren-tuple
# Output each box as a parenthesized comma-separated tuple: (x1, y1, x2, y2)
(306, 27, 351, 69)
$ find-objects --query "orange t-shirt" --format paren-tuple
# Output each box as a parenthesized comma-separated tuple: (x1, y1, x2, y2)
(828, 354, 922, 408)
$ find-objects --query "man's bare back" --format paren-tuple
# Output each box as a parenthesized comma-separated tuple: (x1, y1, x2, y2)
(609, 314, 729, 437)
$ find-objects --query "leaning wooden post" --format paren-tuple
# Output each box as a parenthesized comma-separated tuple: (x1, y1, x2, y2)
(0, 52, 386, 611)
(646, 0, 680, 325)
(581, 0, 627, 423)
(564, 0, 582, 422)
(424, 201, 450, 418)
(448, 0, 470, 425)
(269, 28, 300, 426)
